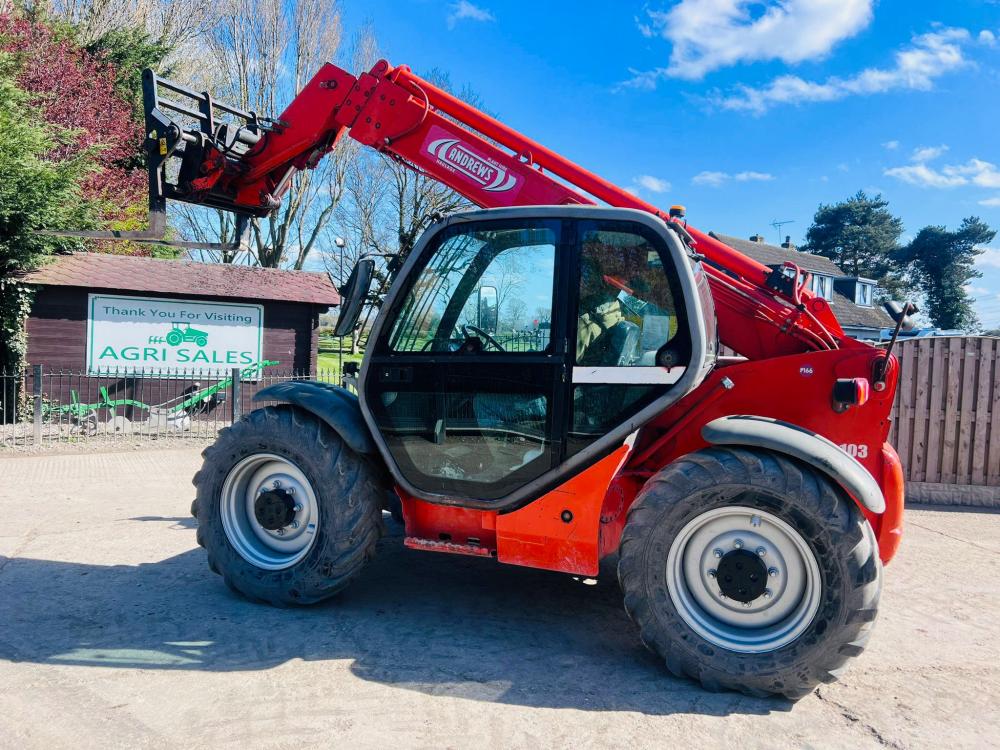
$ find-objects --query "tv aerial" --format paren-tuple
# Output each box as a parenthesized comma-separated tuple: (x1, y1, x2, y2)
(771, 219, 795, 244)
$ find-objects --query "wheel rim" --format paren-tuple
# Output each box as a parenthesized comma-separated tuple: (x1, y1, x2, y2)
(665, 505, 822, 654)
(220, 453, 320, 571)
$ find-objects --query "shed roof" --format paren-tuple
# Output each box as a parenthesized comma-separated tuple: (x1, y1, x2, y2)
(712, 233, 893, 332)
(19, 253, 340, 306)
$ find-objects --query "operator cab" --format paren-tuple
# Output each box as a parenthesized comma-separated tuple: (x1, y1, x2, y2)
(357, 206, 715, 509)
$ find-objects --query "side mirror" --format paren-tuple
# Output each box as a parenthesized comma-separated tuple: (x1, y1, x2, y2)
(333, 258, 375, 338)
(478, 285, 498, 334)
(884, 301, 918, 333)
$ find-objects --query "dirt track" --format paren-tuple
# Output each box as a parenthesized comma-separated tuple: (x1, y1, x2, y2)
(1, 448, 998, 749)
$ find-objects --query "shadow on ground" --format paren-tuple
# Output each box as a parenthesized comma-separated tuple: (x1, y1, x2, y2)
(0, 518, 785, 717)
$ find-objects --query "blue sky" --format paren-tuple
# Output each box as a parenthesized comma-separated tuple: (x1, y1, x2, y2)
(340, 0, 1000, 327)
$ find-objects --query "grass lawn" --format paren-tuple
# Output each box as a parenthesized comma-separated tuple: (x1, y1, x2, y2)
(317, 334, 365, 373)
(316, 350, 364, 371)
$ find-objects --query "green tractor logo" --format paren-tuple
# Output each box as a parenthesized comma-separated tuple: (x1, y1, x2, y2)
(161, 322, 209, 347)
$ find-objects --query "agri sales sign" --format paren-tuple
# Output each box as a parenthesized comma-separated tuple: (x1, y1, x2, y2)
(87, 294, 264, 377)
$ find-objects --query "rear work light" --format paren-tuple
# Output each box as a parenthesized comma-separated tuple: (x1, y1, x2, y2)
(832, 378, 870, 412)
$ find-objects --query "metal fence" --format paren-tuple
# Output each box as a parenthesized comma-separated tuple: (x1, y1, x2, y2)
(1, 365, 355, 448)
(496, 330, 551, 352)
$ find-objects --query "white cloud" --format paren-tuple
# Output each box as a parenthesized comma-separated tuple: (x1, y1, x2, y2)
(693, 171, 729, 187)
(884, 163, 967, 188)
(630, 0, 873, 83)
(911, 144, 948, 162)
(714, 27, 970, 113)
(980, 29, 997, 46)
(635, 175, 671, 193)
(951, 159, 1000, 188)
(446, 1, 495, 30)
(885, 158, 1000, 189)
(693, 170, 774, 186)
(979, 197, 1000, 207)
(882, 140, 900, 150)
(979, 248, 1000, 268)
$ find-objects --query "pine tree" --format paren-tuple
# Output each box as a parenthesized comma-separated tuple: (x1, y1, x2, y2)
(802, 191, 906, 299)
(895, 217, 996, 331)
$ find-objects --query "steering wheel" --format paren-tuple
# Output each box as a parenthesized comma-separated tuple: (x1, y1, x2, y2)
(461, 324, 505, 352)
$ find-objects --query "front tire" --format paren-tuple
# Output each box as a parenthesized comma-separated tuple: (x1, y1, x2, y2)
(618, 447, 881, 699)
(192, 405, 385, 606)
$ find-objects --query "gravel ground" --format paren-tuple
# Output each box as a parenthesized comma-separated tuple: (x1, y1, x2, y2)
(1, 448, 998, 749)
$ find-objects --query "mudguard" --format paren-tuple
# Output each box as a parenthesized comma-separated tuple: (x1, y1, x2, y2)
(701, 414, 886, 514)
(253, 381, 376, 456)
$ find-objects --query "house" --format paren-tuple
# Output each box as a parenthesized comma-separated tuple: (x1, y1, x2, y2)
(711, 232, 894, 340)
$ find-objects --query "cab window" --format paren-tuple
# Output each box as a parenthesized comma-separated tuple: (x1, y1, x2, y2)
(569, 222, 692, 456)
(575, 227, 683, 367)
(388, 225, 556, 354)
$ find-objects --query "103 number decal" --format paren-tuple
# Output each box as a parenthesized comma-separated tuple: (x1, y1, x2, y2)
(839, 443, 869, 459)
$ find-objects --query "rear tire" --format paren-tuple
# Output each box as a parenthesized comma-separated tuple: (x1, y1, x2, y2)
(618, 447, 881, 699)
(192, 405, 386, 606)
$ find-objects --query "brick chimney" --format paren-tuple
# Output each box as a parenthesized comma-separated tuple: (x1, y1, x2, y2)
(781, 235, 796, 251)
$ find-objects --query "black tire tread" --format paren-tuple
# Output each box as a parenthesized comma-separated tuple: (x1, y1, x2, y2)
(618, 446, 881, 700)
(192, 405, 386, 606)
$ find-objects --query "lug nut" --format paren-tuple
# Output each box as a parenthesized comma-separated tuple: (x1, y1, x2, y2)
(713, 548, 724, 559)
(272, 480, 281, 488)
(763, 589, 773, 599)
(768, 567, 779, 577)
(276, 528, 285, 536)
(742, 601, 752, 608)
(756, 546, 767, 557)
(733, 539, 744, 549)
(293, 504, 303, 512)
(750, 515, 762, 527)
(718, 590, 726, 599)
(707, 569, 717, 579)
(286, 487, 295, 495)
(290, 520, 300, 529)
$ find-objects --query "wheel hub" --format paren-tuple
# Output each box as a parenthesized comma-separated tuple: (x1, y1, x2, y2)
(254, 489, 296, 531)
(665, 505, 823, 653)
(220, 454, 319, 571)
(716, 549, 767, 603)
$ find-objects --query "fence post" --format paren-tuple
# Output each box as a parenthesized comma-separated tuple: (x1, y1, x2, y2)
(32, 364, 43, 444)
(231, 367, 242, 424)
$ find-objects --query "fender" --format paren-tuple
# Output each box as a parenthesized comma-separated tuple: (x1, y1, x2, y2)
(253, 381, 376, 456)
(700, 414, 886, 515)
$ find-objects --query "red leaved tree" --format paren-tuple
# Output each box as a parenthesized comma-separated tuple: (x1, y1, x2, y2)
(0, 15, 145, 230)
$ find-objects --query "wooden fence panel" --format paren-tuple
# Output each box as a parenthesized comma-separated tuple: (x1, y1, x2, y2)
(890, 336, 999, 486)
(988, 339, 1000, 486)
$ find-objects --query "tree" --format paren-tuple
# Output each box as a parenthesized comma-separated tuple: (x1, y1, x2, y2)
(0, 49, 95, 373)
(802, 191, 906, 299)
(894, 217, 996, 331)
(175, 0, 349, 269)
(84, 26, 172, 128)
(0, 14, 145, 222)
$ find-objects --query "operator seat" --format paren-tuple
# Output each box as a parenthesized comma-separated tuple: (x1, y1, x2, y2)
(577, 301, 641, 366)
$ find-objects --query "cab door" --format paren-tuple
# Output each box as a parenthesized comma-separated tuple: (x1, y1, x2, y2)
(565, 217, 700, 457)
(362, 216, 569, 506)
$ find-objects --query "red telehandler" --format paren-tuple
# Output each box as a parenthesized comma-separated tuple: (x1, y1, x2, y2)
(60, 61, 913, 698)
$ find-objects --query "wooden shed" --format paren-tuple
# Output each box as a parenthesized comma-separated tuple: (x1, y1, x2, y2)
(21, 252, 340, 375)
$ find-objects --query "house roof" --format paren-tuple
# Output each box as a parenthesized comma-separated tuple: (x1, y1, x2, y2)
(18, 252, 340, 306)
(712, 233, 893, 332)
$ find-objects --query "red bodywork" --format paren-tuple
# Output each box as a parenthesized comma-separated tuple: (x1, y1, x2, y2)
(189, 60, 904, 568)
